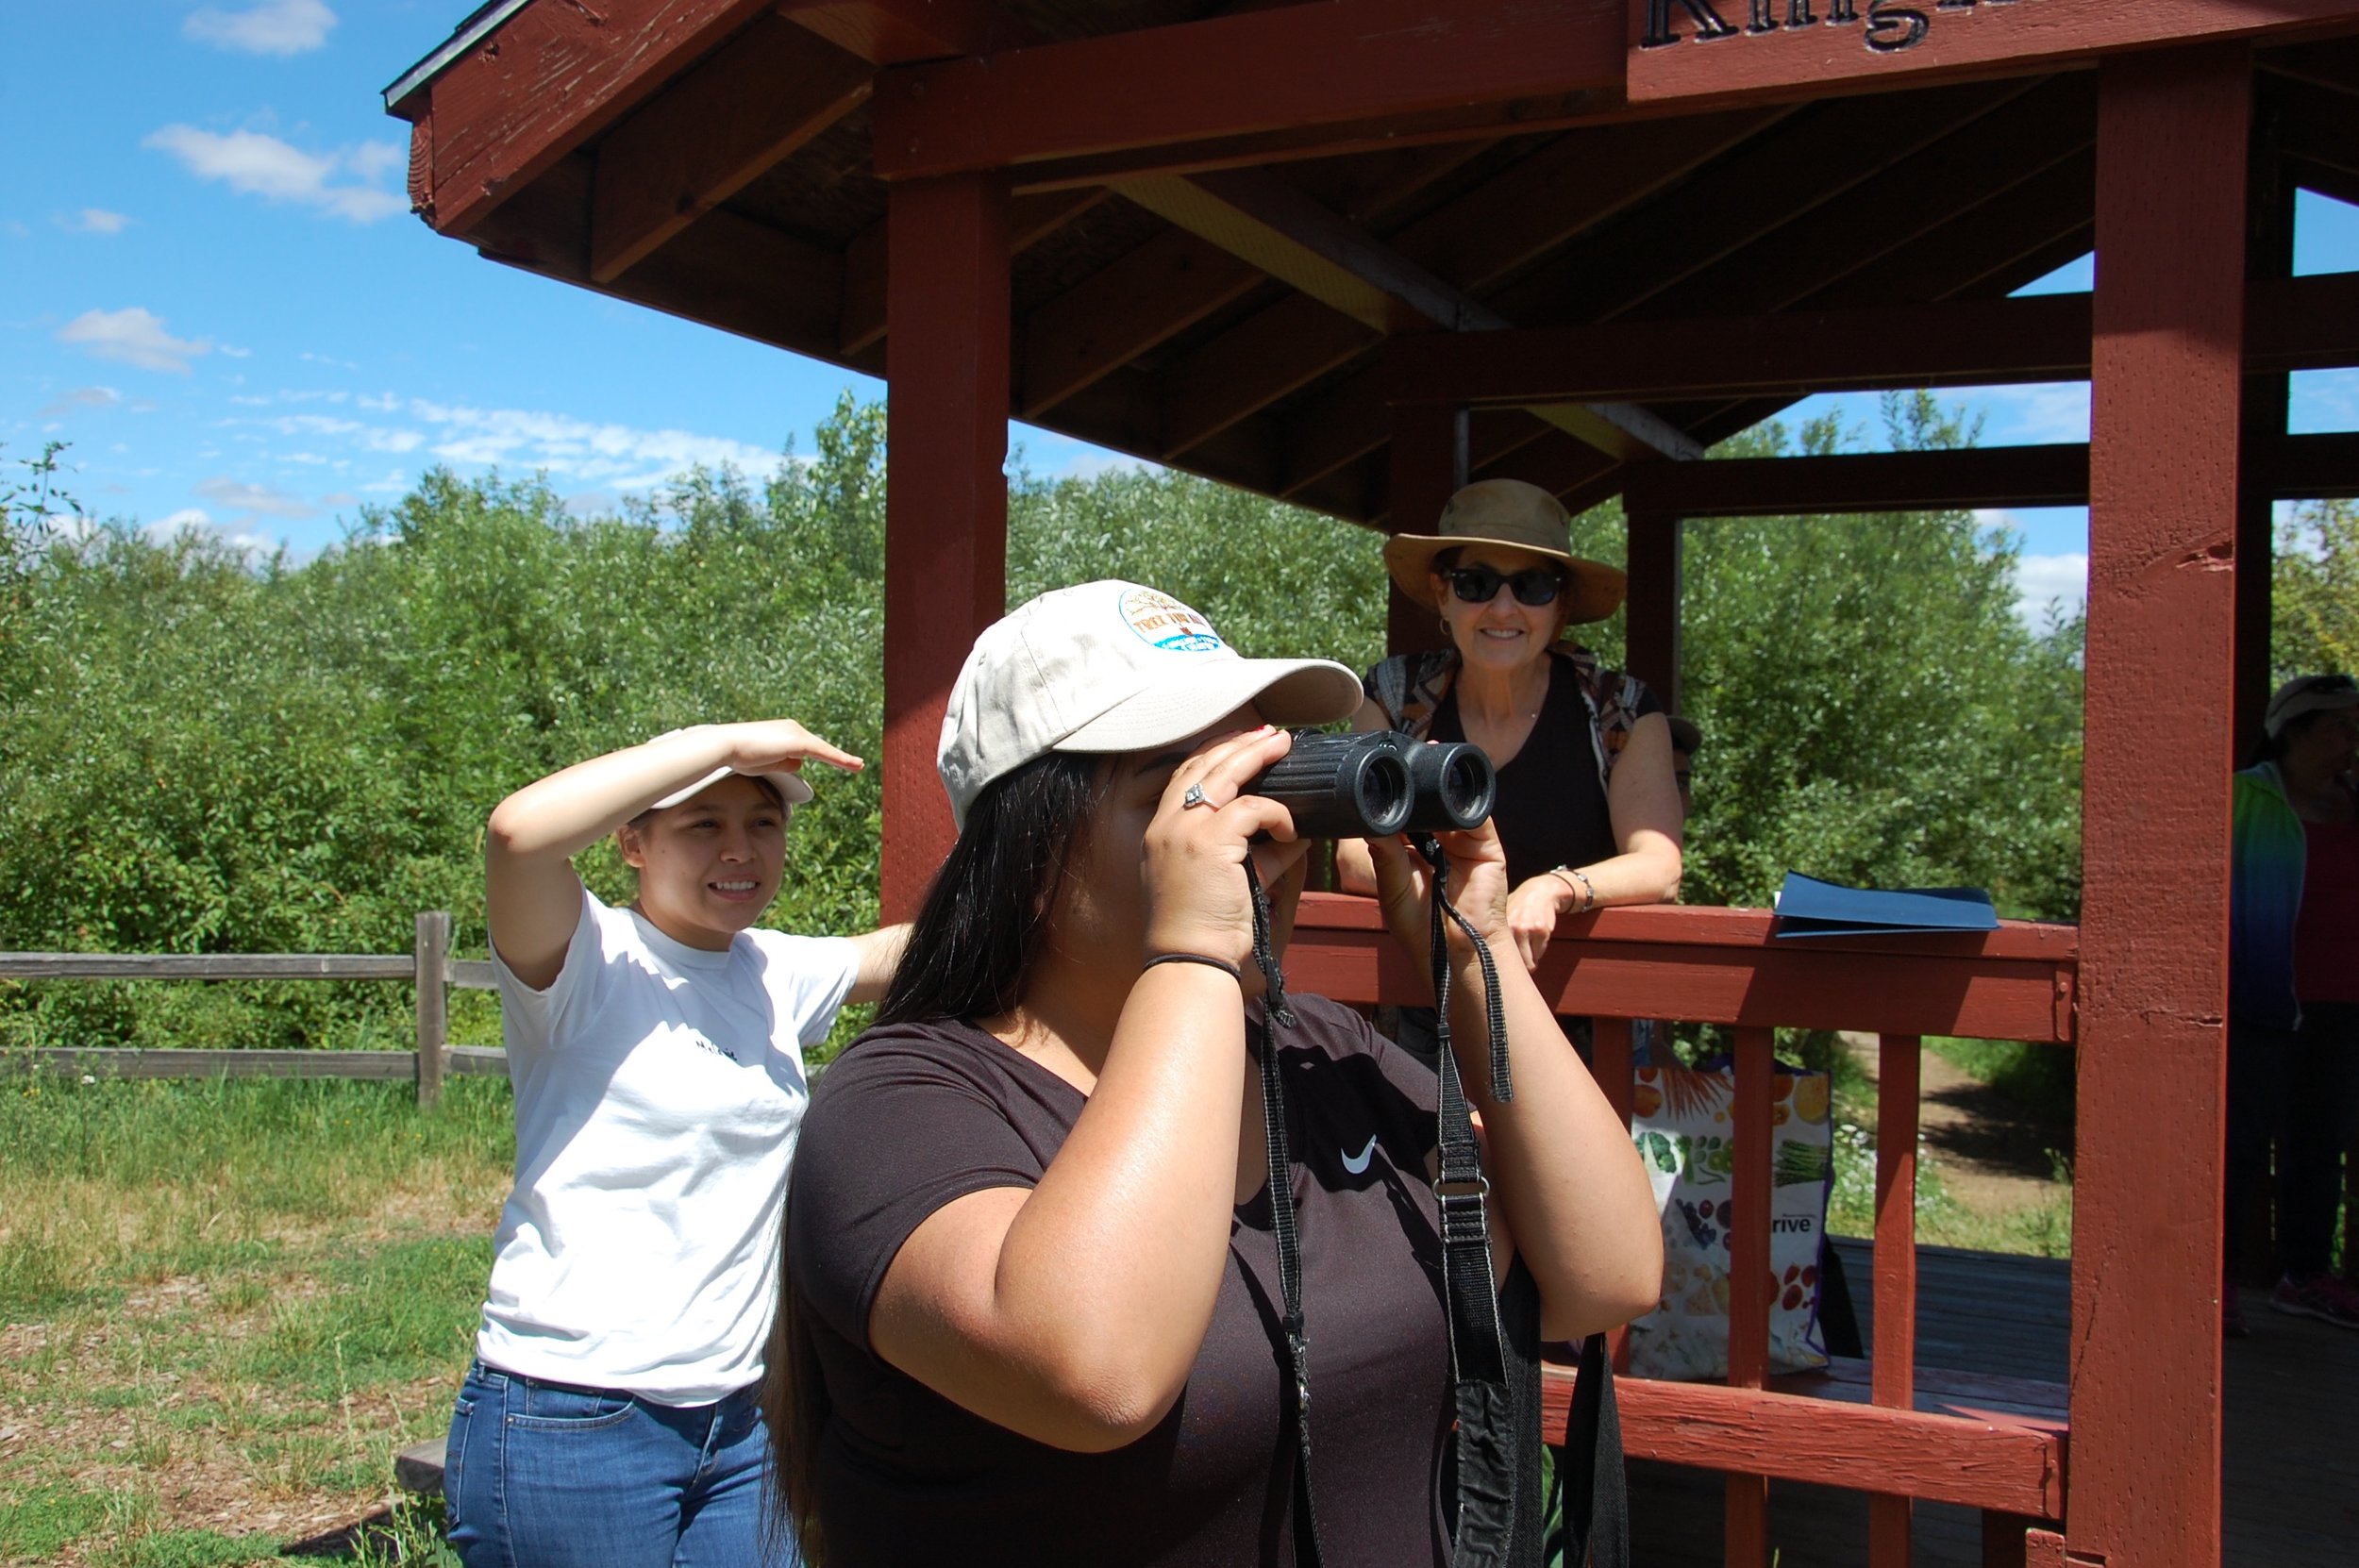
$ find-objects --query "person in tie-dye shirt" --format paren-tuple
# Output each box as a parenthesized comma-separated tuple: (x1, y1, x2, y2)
(2227, 675, 2359, 1335)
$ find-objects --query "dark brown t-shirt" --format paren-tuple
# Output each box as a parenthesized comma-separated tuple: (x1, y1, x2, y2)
(787, 995, 1455, 1567)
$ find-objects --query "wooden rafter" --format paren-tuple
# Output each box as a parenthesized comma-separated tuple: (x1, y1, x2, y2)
(1603, 431, 2359, 519)
(870, 0, 1627, 180)
(1395, 283, 2298, 425)
(1485, 80, 2028, 331)
(1019, 230, 1265, 420)
(469, 154, 847, 363)
(1156, 108, 1784, 459)
(1275, 83, 2018, 500)
(1014, 142, 1494, 422)
(589, 14, 871, 282)
(1639, 77, 2093, 325)
(1477, 190, 2104, 513)
(783, 0, 1031, 63)
(1118, 168, 1698, 462)
(1450, 79, 2087, 481)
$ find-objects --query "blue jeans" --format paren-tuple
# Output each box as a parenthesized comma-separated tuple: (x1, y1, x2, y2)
(443, 1359, 798, 1568)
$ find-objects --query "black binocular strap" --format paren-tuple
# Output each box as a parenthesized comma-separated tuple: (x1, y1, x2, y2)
(1244, 849, 1624, 1568)
(1243, 859, 1328, 1568)
(1416, 835, 1523, 1566)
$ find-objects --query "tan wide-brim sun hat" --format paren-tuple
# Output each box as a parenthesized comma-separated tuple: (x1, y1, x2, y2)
(1381, 478, 1626, 626)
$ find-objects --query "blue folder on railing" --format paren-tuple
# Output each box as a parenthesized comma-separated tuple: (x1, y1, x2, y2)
(1771, 872, 1999, 940)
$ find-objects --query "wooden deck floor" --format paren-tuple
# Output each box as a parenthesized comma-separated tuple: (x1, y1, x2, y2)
(1621, 1238, 2359, 1566)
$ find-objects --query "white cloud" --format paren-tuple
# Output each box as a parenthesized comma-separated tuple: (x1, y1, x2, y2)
(2014, 552, 2088, 631)
(57, 308, 211, 375)
(154, 507, 213, 531)
(196, 475, 316, 519)
(182, 0, 336, 56)
(408, 399, 776, 485)
(58, 209, 132, 235)
(1974, 382, 2090, 445)
(40, 386, 122, 416)
(143, 124, 405, 224)
(219, 344, 253, 359)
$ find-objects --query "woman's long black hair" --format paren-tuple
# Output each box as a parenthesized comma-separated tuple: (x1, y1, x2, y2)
(764, 752, 1104, 1564)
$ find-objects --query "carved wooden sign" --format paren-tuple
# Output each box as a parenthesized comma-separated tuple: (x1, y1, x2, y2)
(1628, 0, 2359, 106)
(1642, 0, 2010, 59)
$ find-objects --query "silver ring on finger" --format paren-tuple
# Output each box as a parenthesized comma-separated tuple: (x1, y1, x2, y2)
(1181, 783, 1213, 809)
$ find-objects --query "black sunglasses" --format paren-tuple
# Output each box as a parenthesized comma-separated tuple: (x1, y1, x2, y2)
(1445, 564, 1564, 607)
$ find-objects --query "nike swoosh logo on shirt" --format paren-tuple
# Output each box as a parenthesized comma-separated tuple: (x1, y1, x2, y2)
(1341, 1135, 1379, 1176)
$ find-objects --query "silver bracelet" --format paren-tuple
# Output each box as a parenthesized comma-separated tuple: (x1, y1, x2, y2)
(1548, 864, 1598, 914)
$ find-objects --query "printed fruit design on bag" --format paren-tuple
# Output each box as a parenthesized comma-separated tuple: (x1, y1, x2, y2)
(1625, 1061, 1834, 1380)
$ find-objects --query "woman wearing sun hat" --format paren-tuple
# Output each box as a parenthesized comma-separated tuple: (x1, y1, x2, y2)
(2226, 675, 2359, 1334)
(443, 722, 908, 1567)
(1336, 479, 1684, 976)
(768, 581, 1661, 1566)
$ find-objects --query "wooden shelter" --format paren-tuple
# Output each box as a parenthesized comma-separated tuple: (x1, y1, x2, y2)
(386, 4, 2359, 1563)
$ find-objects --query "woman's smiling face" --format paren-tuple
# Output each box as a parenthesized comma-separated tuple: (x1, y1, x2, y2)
(617, 775, 787, 950)
(1432, 543, 1568, 676)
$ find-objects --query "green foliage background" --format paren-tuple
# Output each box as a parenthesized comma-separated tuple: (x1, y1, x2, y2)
(3, 394, 2091, 1059)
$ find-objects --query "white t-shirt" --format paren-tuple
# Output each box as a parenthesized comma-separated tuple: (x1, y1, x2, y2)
(478, 886, 859, 1405)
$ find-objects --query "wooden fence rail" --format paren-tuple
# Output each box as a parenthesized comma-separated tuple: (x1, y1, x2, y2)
(0, 912, 497, 1107)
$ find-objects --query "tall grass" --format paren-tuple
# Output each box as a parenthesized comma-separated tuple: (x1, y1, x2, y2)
(0, 1076, 510, 1564)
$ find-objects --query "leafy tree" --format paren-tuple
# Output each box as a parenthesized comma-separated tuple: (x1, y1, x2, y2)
(0, 394, 2085, 1063)
(1665, 393, 2083, 922)
(2272, 496, 2359, 685)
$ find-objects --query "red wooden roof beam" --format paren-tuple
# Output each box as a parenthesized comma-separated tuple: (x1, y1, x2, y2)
(1384, 270, 2359, 407)
(869, 0, 1629, 180)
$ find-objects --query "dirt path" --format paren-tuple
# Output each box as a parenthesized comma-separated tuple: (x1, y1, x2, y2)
(1842, 1033, 2071, 1216)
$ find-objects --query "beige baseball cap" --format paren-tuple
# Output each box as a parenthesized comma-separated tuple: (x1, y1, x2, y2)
(937, 581, 1364, 827)
(645, 728, 817, 813)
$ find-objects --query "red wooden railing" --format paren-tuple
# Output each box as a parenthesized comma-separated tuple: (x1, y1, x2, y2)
(1285, 893, 2079, 1568)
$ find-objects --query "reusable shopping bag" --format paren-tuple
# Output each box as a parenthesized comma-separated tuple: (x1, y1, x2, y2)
(1625, 1059, 1834, 1381)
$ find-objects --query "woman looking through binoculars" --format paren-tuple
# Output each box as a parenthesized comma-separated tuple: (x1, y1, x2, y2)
(768, 580, 1662, 1566)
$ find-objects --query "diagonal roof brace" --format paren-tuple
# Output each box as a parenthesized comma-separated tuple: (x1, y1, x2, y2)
(1117, 167, 1701, 463)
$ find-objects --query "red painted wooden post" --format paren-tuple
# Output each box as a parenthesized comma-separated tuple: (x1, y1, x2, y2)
(2074, 43, 2250, 1568)
(1385, 403, 1464, 657)
(1871, 1032, 1923, 1568)
(1727, 1025, 1775, 1566)
(882, 172, 1011, 924)
(1623, 485, 1681, 713)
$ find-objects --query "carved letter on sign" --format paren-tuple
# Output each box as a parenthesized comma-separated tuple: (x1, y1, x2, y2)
(1864, 0, 1932, 50)
(1643, 0, 1742, 48)
(1640, 0, 2024, 54)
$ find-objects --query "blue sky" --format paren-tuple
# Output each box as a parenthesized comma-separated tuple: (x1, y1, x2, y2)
(6, 2, 2356, 628)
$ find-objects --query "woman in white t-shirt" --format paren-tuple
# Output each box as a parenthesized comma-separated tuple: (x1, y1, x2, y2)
(444, 721, 907, 1568)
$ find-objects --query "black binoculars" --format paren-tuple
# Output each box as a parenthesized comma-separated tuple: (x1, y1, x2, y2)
(1245, 731, 1496, 841)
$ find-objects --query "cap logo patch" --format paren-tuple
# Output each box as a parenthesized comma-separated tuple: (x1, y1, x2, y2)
(1117, 585, 1225, 654)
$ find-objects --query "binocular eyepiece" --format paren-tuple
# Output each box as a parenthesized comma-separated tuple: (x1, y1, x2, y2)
(1244, 731, 1496, 841)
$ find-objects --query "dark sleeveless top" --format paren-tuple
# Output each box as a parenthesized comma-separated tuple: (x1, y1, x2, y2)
(1429, 659, 1626, 888)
